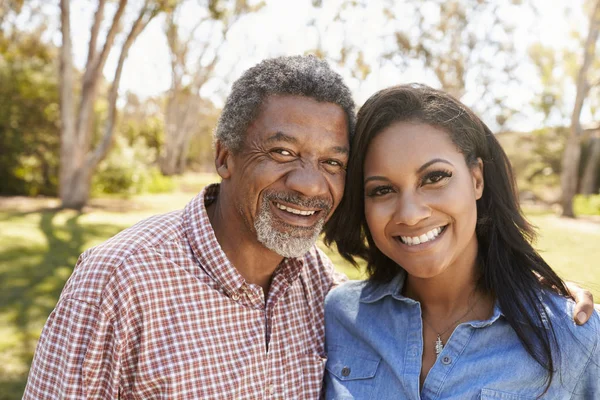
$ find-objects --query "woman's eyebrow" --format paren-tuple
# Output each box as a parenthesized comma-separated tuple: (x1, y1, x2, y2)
(364, 175, 388, 184)
(417, 158, 453, 174)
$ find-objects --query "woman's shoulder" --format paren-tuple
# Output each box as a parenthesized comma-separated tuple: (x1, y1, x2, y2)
(541, 290, 600, 348)
(325, 280, 369, 306)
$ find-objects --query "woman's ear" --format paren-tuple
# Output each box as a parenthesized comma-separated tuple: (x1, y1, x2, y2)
(472, 157, 484, 200)
(214, 140, 233, 180)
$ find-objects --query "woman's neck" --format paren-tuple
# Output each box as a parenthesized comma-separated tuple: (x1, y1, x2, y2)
(402, 242, 487, 316)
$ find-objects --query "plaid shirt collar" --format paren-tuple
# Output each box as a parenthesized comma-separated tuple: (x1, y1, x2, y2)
(183, 183, 306, 298)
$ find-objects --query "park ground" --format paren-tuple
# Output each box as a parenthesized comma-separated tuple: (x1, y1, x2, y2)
(0, 173, 599, 399)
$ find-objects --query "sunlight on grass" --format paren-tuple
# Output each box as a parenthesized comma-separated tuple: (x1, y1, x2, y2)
(1, 179, 599, 399)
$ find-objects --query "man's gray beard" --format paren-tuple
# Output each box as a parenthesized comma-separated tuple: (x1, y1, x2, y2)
(254, 197, 326, 258)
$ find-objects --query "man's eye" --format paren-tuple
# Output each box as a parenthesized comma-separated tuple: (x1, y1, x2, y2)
(272, 149, 293, 157)
(324, 159, 344, 168)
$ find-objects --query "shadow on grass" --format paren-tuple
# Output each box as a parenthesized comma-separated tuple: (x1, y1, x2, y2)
(0, 209, 124, 399)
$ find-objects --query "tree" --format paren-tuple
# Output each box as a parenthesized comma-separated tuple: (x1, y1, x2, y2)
(581, 127, 600, 195)
(159, 0, 261, 175)
(58, 0, 174, 209)
(560, 0, 600, 217)
(310, 0, 525, 127)
(0, 3, 60, 196)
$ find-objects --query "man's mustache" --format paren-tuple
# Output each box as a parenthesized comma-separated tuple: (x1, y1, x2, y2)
(265, 191, 332, 214)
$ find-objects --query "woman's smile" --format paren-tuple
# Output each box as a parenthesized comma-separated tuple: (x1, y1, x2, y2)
(395, 224, 448, 247)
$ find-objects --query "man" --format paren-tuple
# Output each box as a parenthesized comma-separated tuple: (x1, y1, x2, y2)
(24, 55, 354, 399)
(24, 55, 595, 399)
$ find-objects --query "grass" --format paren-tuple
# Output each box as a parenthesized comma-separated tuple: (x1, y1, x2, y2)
(0, 174, 598, 399)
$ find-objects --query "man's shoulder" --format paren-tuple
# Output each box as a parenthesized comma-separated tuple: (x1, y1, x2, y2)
(300, 245, 348, 285)
(62, 209, 187, 303)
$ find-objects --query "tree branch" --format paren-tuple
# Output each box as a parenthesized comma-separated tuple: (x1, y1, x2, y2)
(92, 0, 128, 79)
(86, 0, 106, 66)
(89, 1, 158, 168)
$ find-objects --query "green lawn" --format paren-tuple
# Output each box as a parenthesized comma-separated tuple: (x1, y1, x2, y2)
(0, 177, 598, 399)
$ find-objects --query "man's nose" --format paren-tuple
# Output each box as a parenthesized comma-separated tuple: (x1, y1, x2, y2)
(393, 191, 431, 226)
(285, 163, 329, 198)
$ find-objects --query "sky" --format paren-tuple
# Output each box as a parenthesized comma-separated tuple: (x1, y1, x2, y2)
(41, 0, 592, 131)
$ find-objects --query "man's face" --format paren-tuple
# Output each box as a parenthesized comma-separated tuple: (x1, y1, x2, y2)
(221, 95, 349, 258)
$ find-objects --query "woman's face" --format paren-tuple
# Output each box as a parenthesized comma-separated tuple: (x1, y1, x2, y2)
(363, 121, 484, 280)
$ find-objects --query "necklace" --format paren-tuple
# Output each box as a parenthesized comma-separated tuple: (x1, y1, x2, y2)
(421, 300, 477, 357)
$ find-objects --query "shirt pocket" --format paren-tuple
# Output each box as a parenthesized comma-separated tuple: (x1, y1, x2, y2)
(324, 347, 381, 400)
(480, 388, 537, 400)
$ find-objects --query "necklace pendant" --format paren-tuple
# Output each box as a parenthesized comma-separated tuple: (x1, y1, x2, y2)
(435, 334, 444, 357)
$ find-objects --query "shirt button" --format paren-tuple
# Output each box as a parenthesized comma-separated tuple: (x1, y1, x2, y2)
(341, 367, 351, 377)
(231, 293, 240, 301)
(441, 356, 452, 365)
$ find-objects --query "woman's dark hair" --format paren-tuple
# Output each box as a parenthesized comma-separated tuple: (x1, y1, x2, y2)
(324, 84, 571, 395)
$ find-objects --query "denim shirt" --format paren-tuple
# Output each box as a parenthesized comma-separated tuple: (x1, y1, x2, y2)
(324, 273, 600, 399)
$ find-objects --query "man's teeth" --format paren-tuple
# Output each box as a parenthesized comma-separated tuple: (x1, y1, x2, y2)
(275, 202, 316, 216)
(400, 227, 444, 246)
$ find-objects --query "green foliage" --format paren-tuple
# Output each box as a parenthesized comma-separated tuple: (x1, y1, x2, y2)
(145, 167, 176, 194)
(0, 30, 60, 196)
(497, 128, 568, 202)
(573, 194, 600, 215)
(92, 137, 174, 196)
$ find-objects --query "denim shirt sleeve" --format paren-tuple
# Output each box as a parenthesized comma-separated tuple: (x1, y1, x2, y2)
(570, 311, 600, 398)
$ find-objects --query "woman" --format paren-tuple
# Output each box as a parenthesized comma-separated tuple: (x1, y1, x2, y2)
(323, 84, 599, 399)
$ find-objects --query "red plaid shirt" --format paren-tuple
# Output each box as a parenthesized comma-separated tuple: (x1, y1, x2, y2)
(24, 184, 346, 399)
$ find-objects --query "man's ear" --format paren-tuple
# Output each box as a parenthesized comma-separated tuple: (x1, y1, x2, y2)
(214, 140, 233, 180)
(472, 157, 484, 200)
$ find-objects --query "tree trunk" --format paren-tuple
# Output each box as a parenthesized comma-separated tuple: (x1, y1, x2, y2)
(581, 134, 600, 195)
(60, 164, 94, 210)
(560, 135, 583, 217)
(58, 0, 76, 203)
(58, 0, 159, 209)
(560, 0, 600, 217)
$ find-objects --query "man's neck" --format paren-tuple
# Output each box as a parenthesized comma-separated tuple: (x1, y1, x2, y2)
(206, 198, 283, 295)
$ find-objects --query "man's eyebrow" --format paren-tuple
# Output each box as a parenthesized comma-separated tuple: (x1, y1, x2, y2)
(264, 132, 349, 155)
(417, 158, 453, 173)
(264, 131, 298, 145)
(331, 146, 349, 156)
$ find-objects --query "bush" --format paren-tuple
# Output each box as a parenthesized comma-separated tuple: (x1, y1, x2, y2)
(144, 167, 176, 194)
(573, 194, 600, 216)
(92, 137, 174, 196)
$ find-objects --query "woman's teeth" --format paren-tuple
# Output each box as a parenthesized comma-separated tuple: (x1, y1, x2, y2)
(400, 226, 444, 245)
(275, 202, 316, 216)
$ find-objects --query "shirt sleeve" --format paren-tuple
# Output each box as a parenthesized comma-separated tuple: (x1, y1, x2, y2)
(23, 298, 121, 399)
(571, 326, 600, 398)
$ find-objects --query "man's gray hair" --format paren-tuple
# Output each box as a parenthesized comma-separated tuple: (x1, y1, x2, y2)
(215, 55, 356, 152)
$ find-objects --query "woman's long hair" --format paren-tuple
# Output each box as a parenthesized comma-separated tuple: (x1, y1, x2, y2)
(324, 84, 571, 394)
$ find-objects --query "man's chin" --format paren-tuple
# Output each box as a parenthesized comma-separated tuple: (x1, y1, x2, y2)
(256, 226, 321, 258)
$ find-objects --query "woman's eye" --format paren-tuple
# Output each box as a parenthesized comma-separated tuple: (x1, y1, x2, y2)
(366, 186, 394, 197)
(423, 170, 452, 185)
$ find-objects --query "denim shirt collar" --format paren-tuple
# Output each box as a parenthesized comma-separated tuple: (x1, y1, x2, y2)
(359, 271, 506, 328)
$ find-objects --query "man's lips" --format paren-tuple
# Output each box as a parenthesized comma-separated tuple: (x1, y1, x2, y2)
(270, 201, 325, 227)
(274, 202, 319, 216)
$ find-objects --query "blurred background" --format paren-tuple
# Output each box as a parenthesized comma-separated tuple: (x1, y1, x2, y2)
(1, 0, 600, 397)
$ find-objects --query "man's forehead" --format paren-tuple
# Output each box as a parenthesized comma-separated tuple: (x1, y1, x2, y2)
(264, 131, 349, 155)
